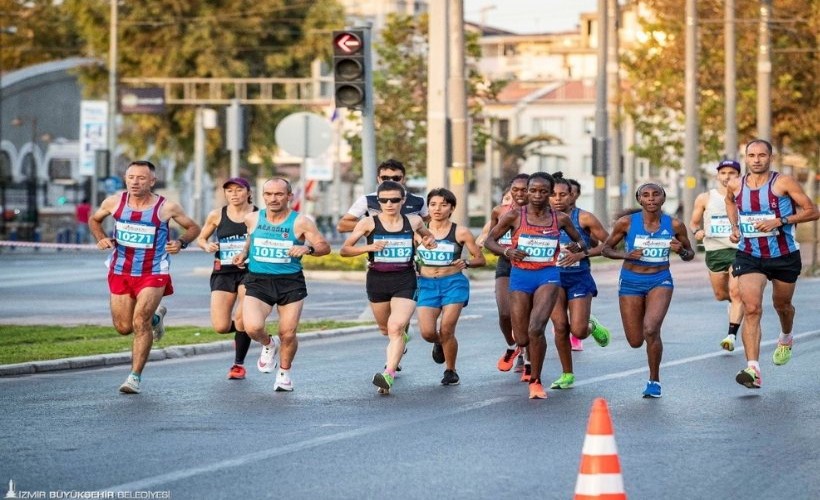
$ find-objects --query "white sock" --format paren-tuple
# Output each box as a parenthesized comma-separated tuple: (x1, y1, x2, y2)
(748, 360, 760, 371)
(507, 343, 516, 350)
(778, 332, 793, 344)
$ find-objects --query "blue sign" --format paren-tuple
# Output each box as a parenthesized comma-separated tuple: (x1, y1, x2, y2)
(103, 176, 124, 194)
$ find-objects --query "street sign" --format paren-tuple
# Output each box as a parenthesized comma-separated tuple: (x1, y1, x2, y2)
(274, 112, 332, 159)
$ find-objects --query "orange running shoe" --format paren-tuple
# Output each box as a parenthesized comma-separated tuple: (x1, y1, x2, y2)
(528, 379, 547, 399)
(520, 364, 531, 382)
(497, 346, 521, 372)
(228, 364, 246, 380)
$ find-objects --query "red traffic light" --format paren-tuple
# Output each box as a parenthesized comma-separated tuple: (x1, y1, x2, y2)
(333, 31, 363, 55)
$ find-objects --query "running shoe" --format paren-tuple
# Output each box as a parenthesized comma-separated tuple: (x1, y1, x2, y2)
(642, 380, 662, 398)
(119, 374, 141, 394)
(432, 342, 445, 364)
(528, 379, 547, 399)
(402, 328, 411, 354)
(735, 366, 762, 389)
(720, 335, 736, 352)
(570, 335, 584, 351)
(514, 355, 525, 373)
(549, 372, 575, 390)
(520, 364, 532, 382)
(589, 315, 610, 347)
(228, 364, 246, 380)
(441, 369, 460, 386)
(151, 305, 167, 341)
(257, 336, 280, 373)
(274, 370, 293, 392)
(497, 346, 521, 371)
(373, 371, 394, 393)
(772, 340, 793, 366)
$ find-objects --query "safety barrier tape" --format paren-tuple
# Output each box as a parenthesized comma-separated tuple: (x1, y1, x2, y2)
(0, 240, 204, 251)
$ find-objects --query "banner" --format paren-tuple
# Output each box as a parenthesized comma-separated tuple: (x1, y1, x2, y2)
(78, 101, 108, 177)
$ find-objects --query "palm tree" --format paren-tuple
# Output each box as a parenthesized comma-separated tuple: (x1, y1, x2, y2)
(493, 133, 563, 185)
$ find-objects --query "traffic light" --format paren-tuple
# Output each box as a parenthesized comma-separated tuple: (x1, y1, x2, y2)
(333, 30, 366, 109)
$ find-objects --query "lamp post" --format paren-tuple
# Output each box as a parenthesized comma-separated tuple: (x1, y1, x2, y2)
(1, 25, 19, 237)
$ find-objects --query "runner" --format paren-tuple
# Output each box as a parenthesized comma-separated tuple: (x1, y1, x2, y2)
(725, 139, 819, 389)
(478, 174, 530, 375)
(415, 188, 485, 386)
(195, 177, 258, 380)
(88, 160, 201, 394)
(231, 178, 331, 392)
(485, 172, 587, 399)
(548, 172, 611, 391)
(690, 159, 744, 351)
(339, 181, 436, 395)
(602, 183, 695, 398)
(566, 176, 591, 351)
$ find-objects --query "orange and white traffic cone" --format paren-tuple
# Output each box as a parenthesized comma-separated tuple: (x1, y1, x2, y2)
(574, 397, 626, 500)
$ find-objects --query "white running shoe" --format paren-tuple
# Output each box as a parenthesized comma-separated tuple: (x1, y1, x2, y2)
(257, 336, 280, 373)
(119, 374, 141, 394)
(274, 370, 293, 392)
(152, 305, 167, 341)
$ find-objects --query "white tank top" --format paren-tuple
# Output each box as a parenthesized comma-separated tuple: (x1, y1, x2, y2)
(702, 189, 735, 251)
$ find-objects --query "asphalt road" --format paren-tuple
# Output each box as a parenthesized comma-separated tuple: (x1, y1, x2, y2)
(1, 249, 819, 499)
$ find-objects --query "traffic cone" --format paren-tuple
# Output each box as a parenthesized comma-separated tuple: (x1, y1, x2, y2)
(574, 398, 626, 499)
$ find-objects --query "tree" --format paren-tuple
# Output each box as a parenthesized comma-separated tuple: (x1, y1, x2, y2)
(62, 0, 345, 176)
(491, 133, 563, 186)
(621, 0, 818, 167)
(0, 0, 84, 69)
(343, 13, 503, 178)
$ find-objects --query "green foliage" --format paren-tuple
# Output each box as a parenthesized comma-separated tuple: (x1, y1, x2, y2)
(59, 0, 345, 175)
(622, 0, 819, 165)
(302, 251, 368, 271)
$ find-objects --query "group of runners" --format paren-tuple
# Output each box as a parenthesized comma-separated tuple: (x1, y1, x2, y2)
(89, 138, 817, 398)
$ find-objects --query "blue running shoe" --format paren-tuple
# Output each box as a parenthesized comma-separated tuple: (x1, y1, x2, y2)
(642, 380, 662, 398)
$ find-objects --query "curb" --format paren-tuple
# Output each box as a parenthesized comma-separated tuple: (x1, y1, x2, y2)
(0, 324, 376, 377)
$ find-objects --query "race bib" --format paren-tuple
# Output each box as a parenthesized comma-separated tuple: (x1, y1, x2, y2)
(518, 234, 558, 263)
(251, 237, 293, 264)
(373, 235, 413, 263)
(558, 249, 581, 268)
(633, 235, 671, 263)
(498, 229, 513, 246)
(115, 221, 156, 249)
(218, 237, 247, 265)
(707, 215, 733, 237)
(739, 213, 777, 238)
(417, 242, 455, 266)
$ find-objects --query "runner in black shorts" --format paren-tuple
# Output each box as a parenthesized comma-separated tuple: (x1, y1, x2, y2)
(196, 177, 257, 380)
(340, 180, 436, 395)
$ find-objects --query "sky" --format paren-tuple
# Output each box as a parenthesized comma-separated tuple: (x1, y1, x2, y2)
(463, 0, 599, 34)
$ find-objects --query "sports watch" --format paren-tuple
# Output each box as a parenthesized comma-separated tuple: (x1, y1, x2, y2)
(780, 216, 789, 226)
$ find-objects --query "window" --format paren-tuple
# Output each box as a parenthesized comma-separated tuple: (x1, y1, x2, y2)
(531, 117, 564, 138)
(583, 116, 595, 135)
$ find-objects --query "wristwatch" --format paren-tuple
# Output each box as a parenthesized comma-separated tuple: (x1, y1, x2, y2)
(780, 216, 789, 226)
(306, 246, 315, 255)
(177, 239, 189, 249)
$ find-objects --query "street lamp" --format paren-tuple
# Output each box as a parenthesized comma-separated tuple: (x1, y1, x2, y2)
(11, 116, 42, 240)
(0, 25, 19, 237)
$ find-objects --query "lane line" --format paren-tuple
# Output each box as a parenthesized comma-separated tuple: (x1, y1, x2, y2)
(101, 328, 820, 491)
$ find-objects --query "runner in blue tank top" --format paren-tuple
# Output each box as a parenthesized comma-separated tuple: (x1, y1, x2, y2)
(232, 178, 331, 393)
(415, 188, 485, 387)
(602, 182, 694, 398)
(89, 160, 201, 395)
(339, 181, 437, 395)
(196, 177, 258, 380)
(724, 139, 819, 390)
(547, 173, 611, 391)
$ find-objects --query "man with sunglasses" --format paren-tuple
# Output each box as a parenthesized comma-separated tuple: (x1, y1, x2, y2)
(336, 159, 429, 233)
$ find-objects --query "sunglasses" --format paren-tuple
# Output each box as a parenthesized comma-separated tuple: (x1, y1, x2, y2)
(377, 197, 403, 204)
(379, 175, 404, 182)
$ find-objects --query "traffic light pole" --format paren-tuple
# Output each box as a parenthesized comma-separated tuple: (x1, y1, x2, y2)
(358, 24, 377, 194)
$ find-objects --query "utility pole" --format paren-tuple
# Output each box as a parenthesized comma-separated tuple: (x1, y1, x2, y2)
(357, 24, 377, 194)
(606, 0, 622, 212)
(426, 1, 449, 191)
(724, 0, 737, 158)
(682, 0, 698, 228)
(757, 0, 772, 141)
(104, 0, 117, 212)
(448, 0, 469, 226)
(592, 0, 609, 223)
